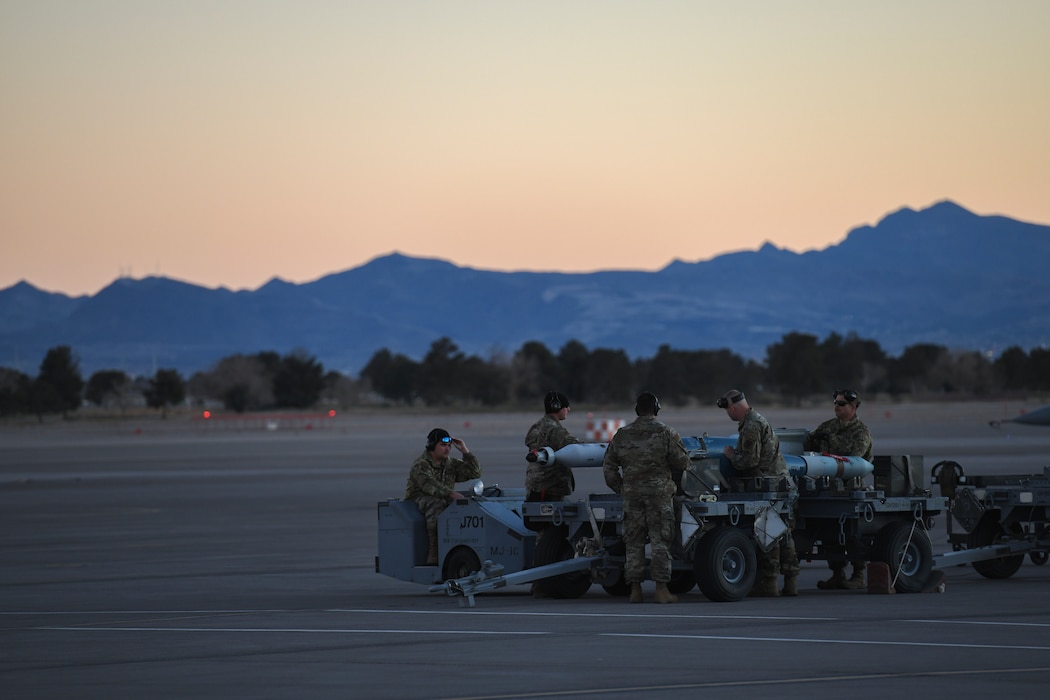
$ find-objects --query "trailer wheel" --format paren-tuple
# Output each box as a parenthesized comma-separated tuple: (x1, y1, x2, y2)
(693, 527, 756, 602)
(668, 571, 696, 594)
(443, 546, 481, 581)
(872, 521, 933, 593)
(601, 572, 630, 597)
(1030, 551, 1048, 566)
(970, 519, 1024, 579)
(600, 539, 630, 595)
(533, 529, 592, 599)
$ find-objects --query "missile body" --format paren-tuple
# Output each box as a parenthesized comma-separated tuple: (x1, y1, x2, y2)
(527, 443, 609, 468)
(786, 453, 874, 481)
(527, 439, 872, 481)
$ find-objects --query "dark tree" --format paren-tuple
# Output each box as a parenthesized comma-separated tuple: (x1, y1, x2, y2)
(889, 343, 948, 395)
(85, 370, 131, 407)
(584, 348, 634, 405)
(360, 348, 418, 404)
(645, 345, 688, 404)
(416, 338, 465, 406)
(321, 370, 362, 408)
(0, 367, 31, 416)
(144, 368, 186, 417)
(940, 350, 994, 396)
(557, 340, 590, 403)
(460, 355, 511, 406)
(1029, 348, 1050, 391)
(223, 384, 252, 413)
(642, 346, 751, 406)
(511, 340, 561, 404)
(272, 351, 325, 409)
(766, 333, 822, 405)
(819, 332, 888, 396)
(187, 354, 275, 412)
(994, 346, 1029, 391)
(34, 345, 84, 418)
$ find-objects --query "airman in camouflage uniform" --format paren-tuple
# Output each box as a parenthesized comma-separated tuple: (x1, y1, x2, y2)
(804, 388, 873, 590)
(525, 391, 581, 501)
(524, 392, 582, 597)
(719, 389, 800, 597)
(603, 392, 691, 604)
(404, 428, 481, 565)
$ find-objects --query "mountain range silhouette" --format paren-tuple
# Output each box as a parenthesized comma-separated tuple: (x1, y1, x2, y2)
(2, 200, 1047, 378)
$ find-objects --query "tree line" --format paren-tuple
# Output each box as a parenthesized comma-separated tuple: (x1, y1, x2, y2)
(2, 332, 1047, 420)
(360, 332, 1050, 408)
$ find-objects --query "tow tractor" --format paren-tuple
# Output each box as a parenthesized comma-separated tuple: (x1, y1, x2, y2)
(377, 429, 946, 606)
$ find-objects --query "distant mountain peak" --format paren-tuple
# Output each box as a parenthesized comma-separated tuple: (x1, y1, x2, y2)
(1, 201, 1047, 377)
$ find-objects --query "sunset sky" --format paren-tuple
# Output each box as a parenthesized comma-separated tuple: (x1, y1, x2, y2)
(3, 1, 1049, 297)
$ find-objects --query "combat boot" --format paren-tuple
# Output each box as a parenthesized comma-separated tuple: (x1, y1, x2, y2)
(843, 569, 866, 590)
(816, 566, 848, 590)
(780, 575, 798, 597)
(628, 583, 643, 603)
(748, 577, 780, 597)
(654, 582, 678, 604)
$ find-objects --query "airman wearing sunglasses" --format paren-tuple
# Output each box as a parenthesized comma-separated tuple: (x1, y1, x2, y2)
(804, 389, 873, 590)
(404, 428, 480, 565)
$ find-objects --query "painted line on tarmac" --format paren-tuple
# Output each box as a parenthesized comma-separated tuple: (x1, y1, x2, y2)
(1, 610, 293, 615)
(334, 608, 830, 621)
(606, 632, 1050, 651)
(442, 667, 1050, 699)
(905, 618, 1050, 628)
(14, 609, 1049, 630)
(39, 626, 549, 636)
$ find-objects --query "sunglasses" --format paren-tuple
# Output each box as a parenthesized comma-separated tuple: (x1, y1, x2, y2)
(834, 400, 851, 407)
(833, 389, 858, 403)
(439, 436, 452, 444)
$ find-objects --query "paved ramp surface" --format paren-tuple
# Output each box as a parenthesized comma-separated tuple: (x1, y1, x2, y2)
(3, 403, 1050, 699)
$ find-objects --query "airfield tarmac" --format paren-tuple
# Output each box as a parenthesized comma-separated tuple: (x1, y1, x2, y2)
(2, 399, 1050, 699)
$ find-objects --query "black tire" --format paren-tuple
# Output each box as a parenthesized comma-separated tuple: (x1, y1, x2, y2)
(533, 528, 592, 599)
(693, 527, 756, 602)
(667, 570, 696, 595)
(602, 572, 631, 597)
(443, 546, 481, 581)
(1030, 551, 1048, 566)
(971, 519, 1024, 579)
(872, 521, 933, 593)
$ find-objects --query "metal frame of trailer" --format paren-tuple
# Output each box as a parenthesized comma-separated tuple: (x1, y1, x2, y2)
(931, 463, 1050, 575)
(378, 430, 948, 606)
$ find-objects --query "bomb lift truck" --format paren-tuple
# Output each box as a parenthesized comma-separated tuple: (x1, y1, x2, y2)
(376, 429, 946, 607)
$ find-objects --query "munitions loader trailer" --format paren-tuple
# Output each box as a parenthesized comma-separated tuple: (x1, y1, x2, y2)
(377, 429, 947, 606)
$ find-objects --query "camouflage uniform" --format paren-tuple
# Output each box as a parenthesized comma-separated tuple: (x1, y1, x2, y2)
(525, 415, 580, 501)
(729, 408, 800, 581)
(404, 450, 481, 549)
(804, 416, 873, 582)
(602, 416, 691, 584)
(803, 416, 873, 462)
